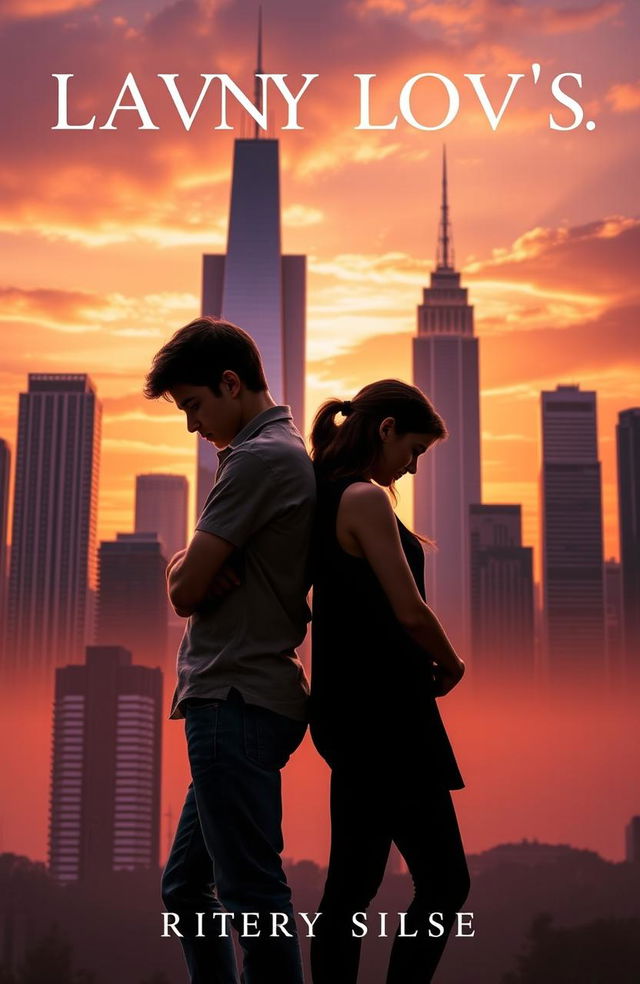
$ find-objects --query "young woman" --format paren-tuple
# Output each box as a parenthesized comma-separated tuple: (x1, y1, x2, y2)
(309, 379, 469, 984)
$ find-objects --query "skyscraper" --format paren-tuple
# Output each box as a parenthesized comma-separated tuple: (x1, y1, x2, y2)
(96, 533, 168, 669)
(48, 646, 162, 884)
(626, 816, 640, 864)
(197, 18, 306, 515)
(469, 504, 534, 682)
(134, 473, 189, 564)
(412, 150, 481, 654)
(617, 408, 640, 668)
(134, 474, 189, 665)
(0, 438, 10, 654)
(540, 385, 605, 675)
(6, 374, 101, 677)
(604, 559, 624, 677)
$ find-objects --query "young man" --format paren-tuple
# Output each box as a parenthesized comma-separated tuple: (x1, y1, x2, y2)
(145, 317, 315, 984)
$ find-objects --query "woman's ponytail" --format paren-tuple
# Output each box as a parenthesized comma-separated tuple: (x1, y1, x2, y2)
(310, 399, 345, 467)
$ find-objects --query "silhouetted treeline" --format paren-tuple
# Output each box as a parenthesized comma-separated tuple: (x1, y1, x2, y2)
(436, 842, 640, 983)
(0, 854, 179, 984)
(0, 925, 97, 984)
(503, 913, 640, 984)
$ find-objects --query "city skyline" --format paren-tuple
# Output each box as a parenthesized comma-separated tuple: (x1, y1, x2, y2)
(0, 0, 638, 887)
(1, 3, 638, 562)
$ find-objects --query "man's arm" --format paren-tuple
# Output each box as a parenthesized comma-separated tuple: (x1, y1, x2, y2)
(169, 448, 276, 617)
(168, 531, 236, 617)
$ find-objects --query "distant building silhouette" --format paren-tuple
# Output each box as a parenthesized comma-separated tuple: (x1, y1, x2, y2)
(617, 408, 640, 670)
(96, 533, 168, 669)
(48, 646, 162, 884)
(540, 385, 605, 676)
(0, 438, 10, 656)
(134, 473, 188, 565)
(625, 816, 640, 863)
(6, 375, 101, 678)
(604, 559, 624, 679)
(469, 504, 534, 682)
(197, 21, 306, 515)
(134, 473, 189, 664)
(412, 150, 481, 655)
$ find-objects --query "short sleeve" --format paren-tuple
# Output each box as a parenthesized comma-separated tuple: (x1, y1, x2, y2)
(196, 450, 277, 548)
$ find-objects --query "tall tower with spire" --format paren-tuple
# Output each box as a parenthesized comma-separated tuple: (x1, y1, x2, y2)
(197, 9, 306, 514)
(412, 150, 481, 656)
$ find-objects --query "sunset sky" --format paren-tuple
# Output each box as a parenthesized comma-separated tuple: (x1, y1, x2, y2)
(0, 0, 639, 863)
(1, 0, 638, 562)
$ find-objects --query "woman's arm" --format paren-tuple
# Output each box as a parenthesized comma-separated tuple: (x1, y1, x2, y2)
(339, 483, 465, 692)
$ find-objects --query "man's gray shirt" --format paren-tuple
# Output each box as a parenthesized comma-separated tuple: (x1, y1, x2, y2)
(169, 405, 315, 722)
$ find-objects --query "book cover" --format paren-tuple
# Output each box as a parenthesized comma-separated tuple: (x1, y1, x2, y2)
(0, 1, 638, 982)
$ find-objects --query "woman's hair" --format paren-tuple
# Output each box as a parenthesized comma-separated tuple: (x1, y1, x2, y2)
(310, 378, 447, 504)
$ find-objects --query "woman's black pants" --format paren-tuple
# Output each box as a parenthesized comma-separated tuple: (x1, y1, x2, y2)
(310, 760, 470, 983)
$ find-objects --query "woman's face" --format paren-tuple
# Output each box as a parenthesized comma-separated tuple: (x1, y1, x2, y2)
(370, 417, 433, 487)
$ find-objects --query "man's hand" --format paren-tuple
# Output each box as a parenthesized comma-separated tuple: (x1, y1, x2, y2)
(167, 531, 236, 615)
(167, 548, 187, 578)
(207, 564, 241, 597)
(166, 548, 240, 616)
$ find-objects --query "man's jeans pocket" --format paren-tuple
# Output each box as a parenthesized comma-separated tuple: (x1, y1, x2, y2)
(185, 699, 221, 775)
(243, 702, 307, 770)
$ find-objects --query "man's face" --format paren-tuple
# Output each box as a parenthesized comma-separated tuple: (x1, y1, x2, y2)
(169, 382, 240, 450)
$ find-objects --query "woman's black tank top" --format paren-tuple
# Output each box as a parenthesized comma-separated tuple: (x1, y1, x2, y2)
(310, 470, 463, 789)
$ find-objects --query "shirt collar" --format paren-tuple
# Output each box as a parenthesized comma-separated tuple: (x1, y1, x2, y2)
(217, 405, 292, 463)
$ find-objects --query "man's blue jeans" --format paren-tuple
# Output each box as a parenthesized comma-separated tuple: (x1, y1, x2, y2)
(162, 688, 307, 984)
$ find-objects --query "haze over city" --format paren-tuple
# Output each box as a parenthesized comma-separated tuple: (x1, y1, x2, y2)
(0, 0, 638, 880)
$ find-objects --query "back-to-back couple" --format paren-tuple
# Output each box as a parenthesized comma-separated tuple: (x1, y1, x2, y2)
(145, 317, 470, 984)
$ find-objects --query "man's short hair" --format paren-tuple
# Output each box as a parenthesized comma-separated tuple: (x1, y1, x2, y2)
(144, 317, 268, 399)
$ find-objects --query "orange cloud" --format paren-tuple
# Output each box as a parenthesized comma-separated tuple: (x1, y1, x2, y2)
(606, 80, 640, 111)
(465, 216, 640, 302)
(0, 285, 108, 326)
(0, 0, 96, 20)
(362, 0, 622, 37)
(0, 0, 570, 246)
(0, 285, 198, 334)
(536, 0, 622, 34)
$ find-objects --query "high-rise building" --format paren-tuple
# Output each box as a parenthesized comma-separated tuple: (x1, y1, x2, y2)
(96, 533, 168, 669)
(134, 474, 189, 665)
(412, 150, 481, 654)
(604, 559, 624, 677)
(0, 438, 10, 658)
(48, 646, 162, 884)
(540, 385, 605, 674)
(617, 408, 640, 668)
(469, 504, 534, 681)
(197, 20, 306, 515)
(6, 375, 101, 677)
(625, 815, 640, 864)
(134, 473, 188, 564)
